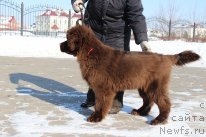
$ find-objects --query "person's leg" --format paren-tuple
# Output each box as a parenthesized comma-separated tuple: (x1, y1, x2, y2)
(81, 88, 95, 108)
(81, 89, 124, 113)
(109, 91, 124, 114)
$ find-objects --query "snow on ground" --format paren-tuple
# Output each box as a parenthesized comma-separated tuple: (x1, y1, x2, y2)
(0, 36, 205, 68)
(0, 36, 206, 137)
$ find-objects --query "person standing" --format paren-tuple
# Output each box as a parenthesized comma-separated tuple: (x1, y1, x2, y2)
(71, 0, 151, 113)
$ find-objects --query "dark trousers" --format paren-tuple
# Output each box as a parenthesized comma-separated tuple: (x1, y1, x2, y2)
(86, 88, 124, 106)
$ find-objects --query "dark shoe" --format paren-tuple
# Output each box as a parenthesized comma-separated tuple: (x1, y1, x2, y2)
(80, 100, 95, 108)
(81, 88, 95, 108)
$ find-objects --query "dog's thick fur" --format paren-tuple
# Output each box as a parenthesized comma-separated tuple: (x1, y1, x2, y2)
(60, 25, 200, 125)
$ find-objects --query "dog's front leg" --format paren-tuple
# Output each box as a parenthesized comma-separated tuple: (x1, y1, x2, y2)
(87, 91, 116, 122)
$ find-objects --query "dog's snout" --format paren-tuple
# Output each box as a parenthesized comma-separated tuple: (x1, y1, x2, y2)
(60, 41, 68, 52)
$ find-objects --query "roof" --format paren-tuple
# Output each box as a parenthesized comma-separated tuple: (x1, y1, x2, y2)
(72, 13, 81, 18)
(41, 9, 69, 17)
(0, 16, 18, 30)
(51, 24, 59, 30)
(0, 16, 16, 24)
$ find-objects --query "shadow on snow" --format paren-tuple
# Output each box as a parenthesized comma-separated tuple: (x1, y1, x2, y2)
(9, 73, 93, 117)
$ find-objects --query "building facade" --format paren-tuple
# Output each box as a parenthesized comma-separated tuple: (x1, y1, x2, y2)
(0, 16, 19, 31)
(35, 9, 81, 33)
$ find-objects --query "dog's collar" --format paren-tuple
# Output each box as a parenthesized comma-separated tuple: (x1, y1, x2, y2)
(87, 48, 94, 58)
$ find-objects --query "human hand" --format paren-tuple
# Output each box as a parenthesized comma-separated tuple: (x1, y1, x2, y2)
(140, 41, 151, 52)
(72, 0, 83, 13)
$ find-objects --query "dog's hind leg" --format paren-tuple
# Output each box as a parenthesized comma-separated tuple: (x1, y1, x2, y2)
(87, 90, 116, 122)
(150, 88, 171, 125)
(131, 89, 154, 116)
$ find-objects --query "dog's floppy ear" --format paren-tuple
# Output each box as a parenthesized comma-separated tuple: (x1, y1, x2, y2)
(66, 29, 76, 51)
(67, 26, 84, 51)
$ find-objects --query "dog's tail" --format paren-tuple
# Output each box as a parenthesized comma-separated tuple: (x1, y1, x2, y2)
(170, 50, 200, 66)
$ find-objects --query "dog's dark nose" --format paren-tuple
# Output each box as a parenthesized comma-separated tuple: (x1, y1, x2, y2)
(60, 41, 68, 52)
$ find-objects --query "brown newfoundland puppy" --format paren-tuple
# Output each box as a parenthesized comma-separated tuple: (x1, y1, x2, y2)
(60, 25, 200, 125)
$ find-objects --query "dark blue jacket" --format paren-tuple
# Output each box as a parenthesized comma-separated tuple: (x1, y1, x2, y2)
(72, 0, 148, 51)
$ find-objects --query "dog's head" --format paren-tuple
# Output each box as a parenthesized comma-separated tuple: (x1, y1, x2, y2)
(60, 25, 90, 56)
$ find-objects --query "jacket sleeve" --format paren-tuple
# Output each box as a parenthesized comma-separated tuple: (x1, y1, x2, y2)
(125, 0, 148, 44)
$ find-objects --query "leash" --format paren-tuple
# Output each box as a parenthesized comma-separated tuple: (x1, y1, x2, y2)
(74, 3, 95, 78)
(76, 3, 86, 25)
(75, 3, 94, 58)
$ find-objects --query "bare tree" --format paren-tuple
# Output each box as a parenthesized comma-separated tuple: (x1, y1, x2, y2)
(147, 0, 184, 40)
(147, 0, 206, 41)
(187, 2, 206, 41)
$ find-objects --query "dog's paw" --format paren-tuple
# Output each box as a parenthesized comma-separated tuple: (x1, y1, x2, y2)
(150, 118, 167, 125)
(87, 112, 103, 122)
(150, 119, 159, 125)
(130, 109, 140, 115)
(131, 109, 150, 116)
